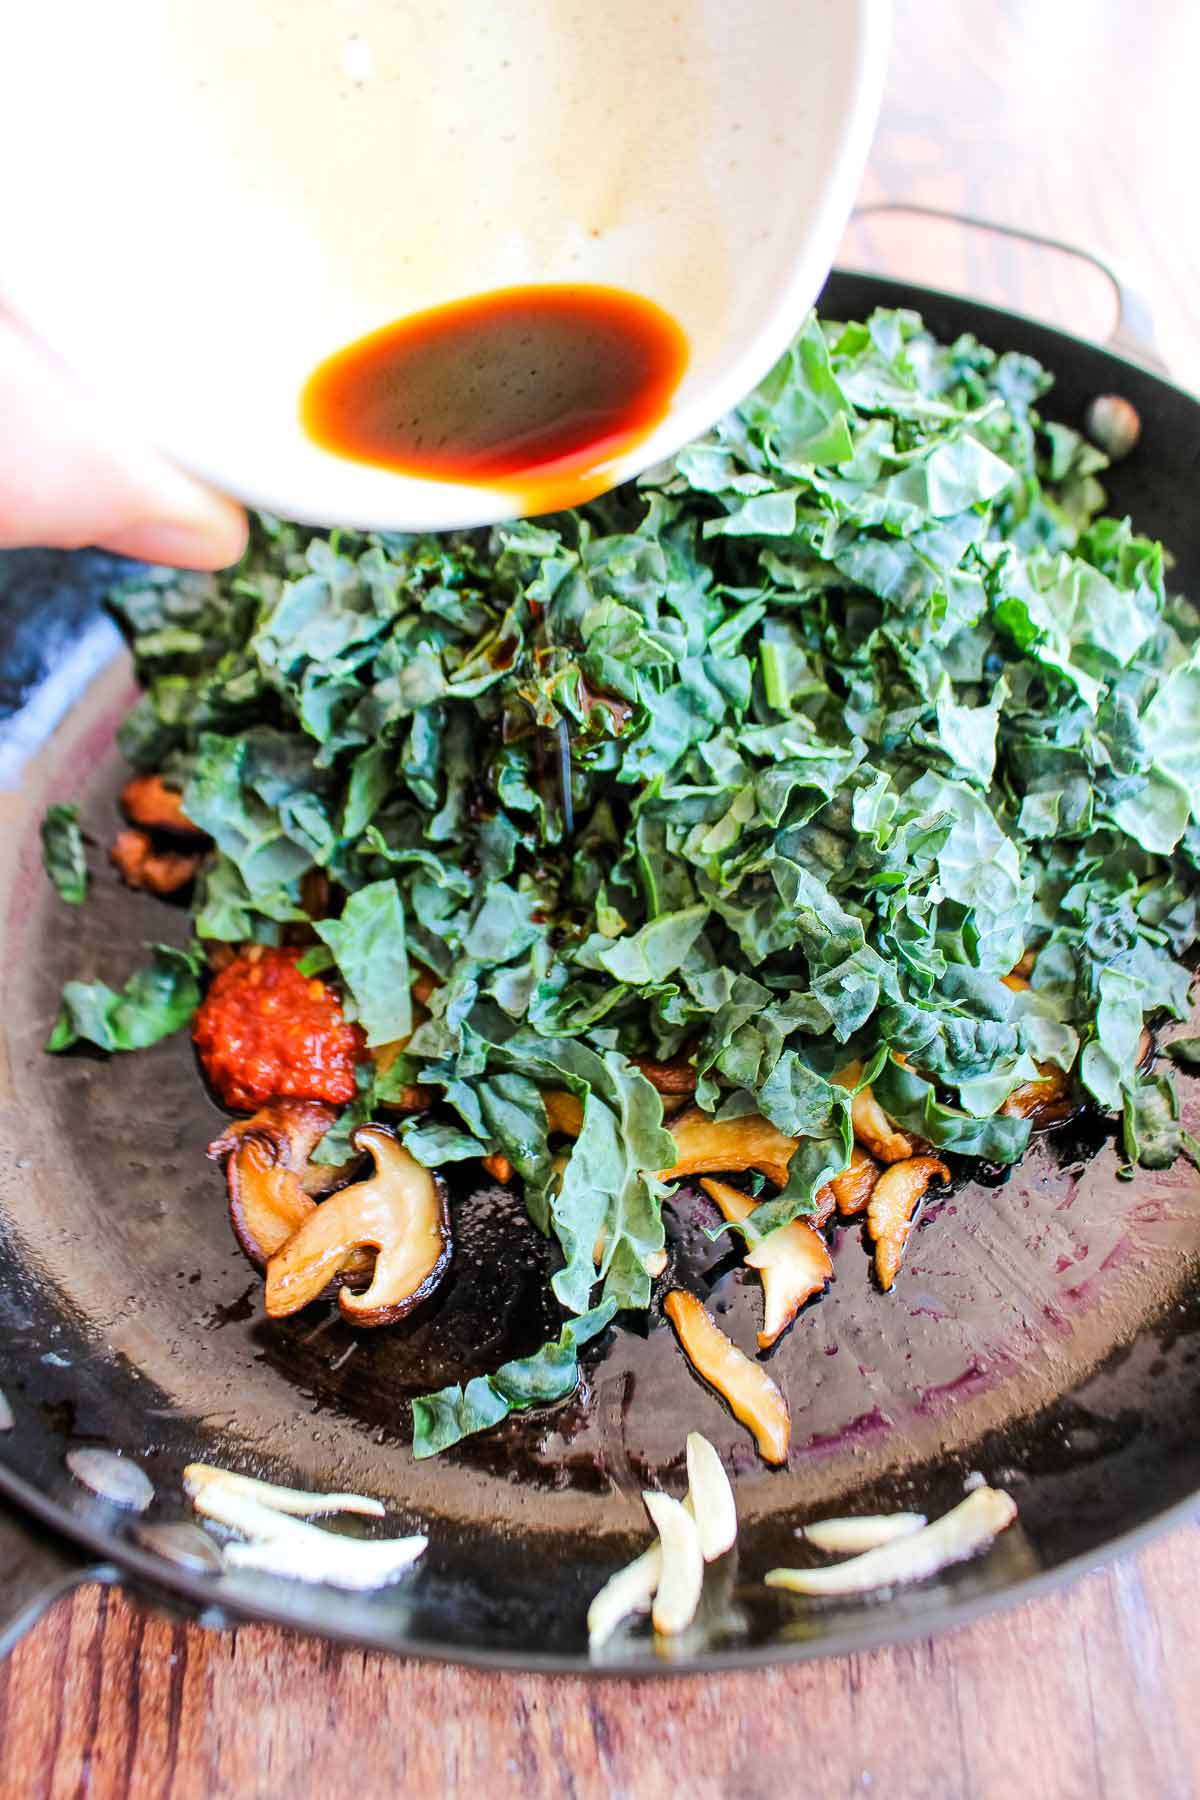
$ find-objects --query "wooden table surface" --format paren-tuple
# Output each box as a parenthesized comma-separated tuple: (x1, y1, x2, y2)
(4, 4, 1200, 1795)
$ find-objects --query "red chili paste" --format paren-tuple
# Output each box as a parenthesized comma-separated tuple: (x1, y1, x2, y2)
(193, 946, 363, 1110)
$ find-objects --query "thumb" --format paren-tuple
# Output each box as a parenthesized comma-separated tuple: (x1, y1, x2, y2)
(0, 313, 248, 570)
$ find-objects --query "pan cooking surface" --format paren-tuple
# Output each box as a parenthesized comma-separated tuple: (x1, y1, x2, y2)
(1, 274, 1200, 1670)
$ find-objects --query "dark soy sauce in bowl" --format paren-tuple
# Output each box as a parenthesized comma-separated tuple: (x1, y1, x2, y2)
(301, 283, 688, 514)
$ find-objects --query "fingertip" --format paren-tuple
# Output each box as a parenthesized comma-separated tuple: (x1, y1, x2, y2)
(99, 497, 249, 570)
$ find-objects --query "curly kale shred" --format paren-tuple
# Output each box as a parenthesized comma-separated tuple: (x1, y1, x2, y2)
(80, 307, 1199, 1368)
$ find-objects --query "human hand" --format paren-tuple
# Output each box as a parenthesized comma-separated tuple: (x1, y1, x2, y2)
(0, 310, 248, 570)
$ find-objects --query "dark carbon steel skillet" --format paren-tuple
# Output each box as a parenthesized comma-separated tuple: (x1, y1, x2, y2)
(2, 265, 1200, 1675)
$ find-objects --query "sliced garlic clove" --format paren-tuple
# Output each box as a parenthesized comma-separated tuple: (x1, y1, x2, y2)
(643, 1490, 704, 1636)
(182, 1462, 384, 1517)
(587, 1542, 662, 1649)
(684, 1433, 737, 1561)
(800, 1512, 926, 1554)
(222, 1531, 426, 1589)
(767, 1488, 1017, 1596)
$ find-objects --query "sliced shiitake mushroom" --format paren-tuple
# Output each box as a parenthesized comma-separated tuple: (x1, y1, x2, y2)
(701, 1179, 832, 1349)
(375, 1073, 436, 1116)
(828, 1145, 880, 1217)
(543, 1088, 585, 1139)
(299, 867, 331, 921)
(866, 1155, 950, 1291)
(633, 1056, 698, 1095)
(806, 1188, 837, 1229)
(371, 1039, 434, 1116)
(110, 827, 203, 895)
(1001, 1063, 1073, 1122)
(120, 772, 204, 836)
(834, 1063, 916, 1163)
(541, 1082, 691, 1141)
(663, 1289, 790, 1464)
(225, 1136, 319, 1269)
(411, 968, 438, 1009)
(208, 1100, 373, 1281)
(209, 1100, 346, 1198)
(266, 1125, 451, 1326)
(658, 1108, 797, 1188)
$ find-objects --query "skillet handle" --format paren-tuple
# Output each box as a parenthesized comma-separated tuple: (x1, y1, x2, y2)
(848, 202, 1168, 375)
(0, 1491, 117, 1658)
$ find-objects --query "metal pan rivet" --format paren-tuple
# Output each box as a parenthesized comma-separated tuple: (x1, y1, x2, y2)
(133, 1520, 224, 1574)
(65, 1446, 155, 1512)
(1084, 393, 1141, 460)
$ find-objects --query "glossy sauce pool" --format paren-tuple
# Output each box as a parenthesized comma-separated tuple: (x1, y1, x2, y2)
(300, 284, 688, 515)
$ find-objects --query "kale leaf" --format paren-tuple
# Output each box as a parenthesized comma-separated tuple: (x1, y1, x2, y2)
(40, 803, 88, 905)
(410, 1301, 616, 1458)
(48, 945, 202, 1053)
(53, 305, 1200, 1447)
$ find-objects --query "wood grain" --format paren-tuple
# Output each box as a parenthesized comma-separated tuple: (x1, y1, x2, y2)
(840, 0, 1200, 395)
(4, 1526, 1200, 1799)
(4, 3, 1200, 1796)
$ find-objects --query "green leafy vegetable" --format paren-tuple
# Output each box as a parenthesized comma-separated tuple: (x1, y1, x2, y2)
(410, 1301, 616, 1458)
(313, 878, 410, 1046)
(41, 803, 88, 905)
(1120, 1072, 1191, 1171)
(54, 302, 1200, 1451)
(48, 945, 202, 1053)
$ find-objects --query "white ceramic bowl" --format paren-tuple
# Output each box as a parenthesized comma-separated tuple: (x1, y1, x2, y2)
(0, 0, 889, 532)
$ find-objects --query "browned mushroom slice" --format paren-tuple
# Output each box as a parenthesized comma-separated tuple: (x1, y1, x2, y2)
(833, 1063, 915, 1163)
(225, 1136, 320, 1268)
(543, 1088, 585, 1139)
(371, 1032, 434, 1115)
(372, 1039, 407, 1077)
(658, 1108, 797, 1188)
(663, 1289, 790, 1464)
(110, 827, 203, 896)
(120, 772, 205, 836)
(807, 1182, 838, 1228)
(412, 967, 438, 1008)
(633, 1055, 698, 1095)
(208, 1099, 345, 1197)
(866, 1155, 950, 1291)
(209, 1100, 372, 1275)
(701, 1179, 832, 1348)
(828, 1145, 880, 1216)
(266, 1125, 451, 1326)
(1001, 1063, 1073, 1122)
(374, 1068, 436, 1115)
(299, 867, 332, 920)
